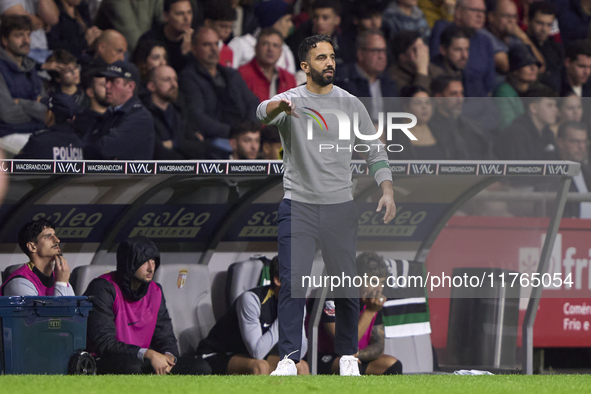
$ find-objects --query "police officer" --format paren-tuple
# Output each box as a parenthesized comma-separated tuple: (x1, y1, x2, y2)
(84, 61, 155, 160)
(15, 93, 84, 160)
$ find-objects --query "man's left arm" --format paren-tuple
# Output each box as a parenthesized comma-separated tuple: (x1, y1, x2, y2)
(149, 287, 179, 358)
(357, 102, 396, 223)
(357, 324, 385, 363)
(38, 0, 60, 27)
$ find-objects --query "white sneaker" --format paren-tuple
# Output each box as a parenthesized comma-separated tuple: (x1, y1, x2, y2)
(339, 355, 361, 376)
(270, 354, 297, 376)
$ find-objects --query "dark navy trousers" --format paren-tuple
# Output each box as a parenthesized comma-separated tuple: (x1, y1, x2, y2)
(277, 198, 360, 361)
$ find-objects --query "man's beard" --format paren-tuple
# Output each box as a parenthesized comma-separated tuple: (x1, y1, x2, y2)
(449, 60, 465, 72)
(237, 147, 255, 160)
(310, 66, 334, 86)
(163, 88, 178, 103)
(95, 94, 110, 108)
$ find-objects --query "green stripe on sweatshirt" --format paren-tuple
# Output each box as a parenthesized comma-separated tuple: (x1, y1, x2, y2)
(369, 161, 390, 176)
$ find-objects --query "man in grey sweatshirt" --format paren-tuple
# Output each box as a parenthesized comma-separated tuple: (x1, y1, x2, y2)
(256, 34, 396, 376)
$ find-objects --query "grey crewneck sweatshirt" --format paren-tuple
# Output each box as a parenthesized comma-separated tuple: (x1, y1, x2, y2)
(257, 85, 392, 204)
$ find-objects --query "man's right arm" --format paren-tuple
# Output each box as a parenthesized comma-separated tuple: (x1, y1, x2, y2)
(84, 278, 142, 358)
(236, 291, 278, 360)
(256, 95, 297, 125)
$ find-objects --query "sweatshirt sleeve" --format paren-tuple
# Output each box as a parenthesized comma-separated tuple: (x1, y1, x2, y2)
(236, 291, 279, 360)
(256, 92, 290, 126)
(353, 98, 392, 186)
(54, 281, 75, 296)
(2, 277, 39, 296)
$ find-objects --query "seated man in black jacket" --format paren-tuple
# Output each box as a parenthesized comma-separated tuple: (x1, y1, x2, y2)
(144, 64, 207, 159)
(430, 75, 493, 160)
(84, 61, 155, 160)
(495, 85, 559, 160)
(179, 27, 259, 143)
(84, 236, 211, 375)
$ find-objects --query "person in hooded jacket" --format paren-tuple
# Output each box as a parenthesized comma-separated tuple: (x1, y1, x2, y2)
(84, 236, 211, 375)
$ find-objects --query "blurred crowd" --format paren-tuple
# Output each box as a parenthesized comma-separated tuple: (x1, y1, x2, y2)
(0, 0, 590, 167)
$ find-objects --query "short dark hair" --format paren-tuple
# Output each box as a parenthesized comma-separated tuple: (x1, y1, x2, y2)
(400, 84, 429, 98)
(391, 30, 421, 58)
(230, 119, 262, 139)
(440, 24, 473, 49)
(522, 85, 558, 110)
(18, 219, 56, 257)
(132, 40, 167, 66)
(312, 0, 342, 16)
(565, 40, 591, 61)
(132, 40, 167, 81)
(46, 49, 78, 81)
(355, 29, 384, 50)
(204, 1, 237, 22)
(557, 121, 587, 140)
(47, 49, 77, 65)
(298, 34, 334, 63)
(430, 75, 463, 95)
(356, 252, 389, 278)
(164, 0, 191, 13)
(257, 28, 284, 44)
(0, 14, 32, 39)
(261, 125, 281, 145)
(353, 2, 384, 20)
(528, 1, 556, 21)
(270, 255, 280, 284)
(81, 67, 102, 91)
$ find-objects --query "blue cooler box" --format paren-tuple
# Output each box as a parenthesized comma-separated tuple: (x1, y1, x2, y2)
(0, 296, 92, 374)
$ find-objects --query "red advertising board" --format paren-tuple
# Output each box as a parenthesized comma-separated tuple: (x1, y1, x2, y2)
(426, 217, 591, 349)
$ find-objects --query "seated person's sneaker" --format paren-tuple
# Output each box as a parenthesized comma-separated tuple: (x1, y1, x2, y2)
(271, 354, 298, 376)
(339, 355, 361, 376)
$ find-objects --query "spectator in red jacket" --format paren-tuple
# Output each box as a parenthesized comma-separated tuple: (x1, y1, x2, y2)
(238, 28, 297, 103)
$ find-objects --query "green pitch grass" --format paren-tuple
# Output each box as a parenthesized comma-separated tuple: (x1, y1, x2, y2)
(2, 375, 591, 394)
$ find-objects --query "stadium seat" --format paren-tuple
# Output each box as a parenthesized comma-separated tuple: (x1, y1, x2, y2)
(70, 265, 116, 296)
(2, 263, 24, 283)
(384, 335, 433, 373)
(224, 258, 264, 308)
(154, 264, 215, 356)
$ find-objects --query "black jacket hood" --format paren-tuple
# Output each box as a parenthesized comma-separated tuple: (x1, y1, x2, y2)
(116, 236, 160, 301)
